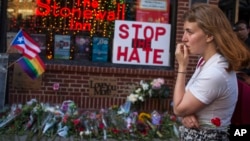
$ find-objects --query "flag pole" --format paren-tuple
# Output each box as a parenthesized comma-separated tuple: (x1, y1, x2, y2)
(7, 56, 23, 68)
(6, 29, 22, 54)
(6, 47, 11, 54)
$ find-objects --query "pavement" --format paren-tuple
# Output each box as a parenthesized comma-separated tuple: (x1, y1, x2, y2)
(0, 135, 178, 141)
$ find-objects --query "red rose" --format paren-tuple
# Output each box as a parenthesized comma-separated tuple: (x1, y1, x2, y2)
(211, 117, 221, 127)
(112, 128, 120, 134)
(170, 115, 177, 121)
(99, 122, 104, 129)
(73, 119, 80, 126)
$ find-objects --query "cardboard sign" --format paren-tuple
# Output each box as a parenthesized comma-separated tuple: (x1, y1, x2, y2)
(12, 63, 42, 89)
(89, 76, 117, 96)
(112, 20, 171, 66)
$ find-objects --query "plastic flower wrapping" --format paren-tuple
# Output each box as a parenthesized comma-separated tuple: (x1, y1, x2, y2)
(0, 79, 180, 140)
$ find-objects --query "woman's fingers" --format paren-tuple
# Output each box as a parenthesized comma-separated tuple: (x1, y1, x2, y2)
(183, 45, 189, 57)
(175, 43, 185, 54)
(182, 115, 199, 129)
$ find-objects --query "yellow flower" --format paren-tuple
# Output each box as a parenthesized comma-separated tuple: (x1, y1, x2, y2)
(138, 112, 151, 122)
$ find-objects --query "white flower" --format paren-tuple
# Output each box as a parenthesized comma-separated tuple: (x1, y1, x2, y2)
(127, 94, 138, 103)
(140, 80, 144, 85)
(84, 129, 91, 135)
(138, 96, 144, 101)
(135, 88, 141, 93)
(44, 106, 56, 113)
(127, 78, 167, 104)
(148, 89, 153, 97)
(142, 83, 149, 90)
(140, 80, 149, 90)
(80, 131, 84, 137)
(26, 99, 37, 105)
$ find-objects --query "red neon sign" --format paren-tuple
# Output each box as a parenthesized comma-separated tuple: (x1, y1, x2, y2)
(36, 0, 125, 31)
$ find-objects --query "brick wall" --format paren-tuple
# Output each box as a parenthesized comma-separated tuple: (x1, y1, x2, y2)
(6, 0, 219, 113)
(7, 64, 175, 112)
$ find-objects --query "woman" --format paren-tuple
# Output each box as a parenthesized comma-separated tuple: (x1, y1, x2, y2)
(173, 3, 250, 141)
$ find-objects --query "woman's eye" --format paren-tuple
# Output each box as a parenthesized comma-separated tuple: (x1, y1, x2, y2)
(187, 30, 193, 34)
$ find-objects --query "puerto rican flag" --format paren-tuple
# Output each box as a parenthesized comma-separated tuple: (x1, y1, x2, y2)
(10, 29, 41, 59)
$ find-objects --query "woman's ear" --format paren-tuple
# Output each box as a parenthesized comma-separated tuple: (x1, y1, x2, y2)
(206, 34, 214, 43)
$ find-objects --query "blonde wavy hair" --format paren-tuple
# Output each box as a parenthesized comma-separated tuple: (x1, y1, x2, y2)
(183, 3, 250, 71)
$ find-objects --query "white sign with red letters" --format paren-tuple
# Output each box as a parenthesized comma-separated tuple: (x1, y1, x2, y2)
(112, 20, 171, 66)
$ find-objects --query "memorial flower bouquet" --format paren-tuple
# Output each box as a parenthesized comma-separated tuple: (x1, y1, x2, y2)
(127, 78, 170, 103)
(0, 99, 181, 140)
(117, 78, 170, 115)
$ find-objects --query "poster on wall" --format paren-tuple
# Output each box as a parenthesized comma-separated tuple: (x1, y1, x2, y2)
(75, 35, 91, 60)
(31, 34, 46, 55)
(112, 20, 171, 67)
(54, 35, 71, 59)
(136, 0, 170, 23)
(92, 37, 109, 62)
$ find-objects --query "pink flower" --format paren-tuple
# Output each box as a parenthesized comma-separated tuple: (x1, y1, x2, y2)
(62, 115, 69, 123)
(53, 83, 60, 91)
(151, 78, 164, 89)
(211, 117, 221, 127)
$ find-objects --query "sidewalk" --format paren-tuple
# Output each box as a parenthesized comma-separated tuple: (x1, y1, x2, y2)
(0, 135, 178, 141)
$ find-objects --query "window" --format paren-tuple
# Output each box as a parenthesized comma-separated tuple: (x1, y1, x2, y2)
(6, 0, 176, 68)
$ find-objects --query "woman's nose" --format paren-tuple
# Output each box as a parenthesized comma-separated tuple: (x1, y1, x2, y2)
(182, 33, 188, 42)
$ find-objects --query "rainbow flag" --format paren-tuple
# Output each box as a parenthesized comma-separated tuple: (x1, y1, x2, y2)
(17, 55, 45, 79)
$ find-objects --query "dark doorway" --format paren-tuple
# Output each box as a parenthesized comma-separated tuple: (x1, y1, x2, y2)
(238, 0, 250, 23)
(219, 0, 250, 25)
